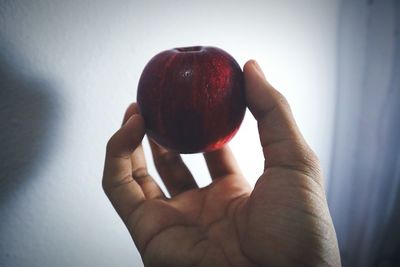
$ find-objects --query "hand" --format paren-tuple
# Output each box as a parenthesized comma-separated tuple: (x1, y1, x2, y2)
(102, 60, 341, 267)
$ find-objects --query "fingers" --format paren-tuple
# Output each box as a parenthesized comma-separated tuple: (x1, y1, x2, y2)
(149, 139, 198, 197)
(203, 145, 242, 180)
(103, 113, 146, 219)
(123, 103, 164, 199)
(244, 60, 320, 175)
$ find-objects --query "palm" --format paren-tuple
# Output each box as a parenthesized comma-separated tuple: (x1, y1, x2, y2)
(130, 167, 334, 267)
(130, 174, 252, 267)
(102, 61, 341, 267)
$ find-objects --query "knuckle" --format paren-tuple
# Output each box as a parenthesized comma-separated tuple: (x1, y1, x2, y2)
(106, 137, 115, 154)
(278, 97, 291, 113)
(294, 143, 322, 175)
(274, 90, 290, 107)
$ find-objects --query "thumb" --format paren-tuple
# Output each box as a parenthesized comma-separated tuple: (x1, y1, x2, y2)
(244, 60, 320, 177)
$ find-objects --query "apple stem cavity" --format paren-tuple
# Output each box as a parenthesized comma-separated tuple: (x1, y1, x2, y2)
(175, 46, 203, 53)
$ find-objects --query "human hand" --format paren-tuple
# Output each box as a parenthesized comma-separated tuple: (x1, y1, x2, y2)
(102, 60, 341, 267)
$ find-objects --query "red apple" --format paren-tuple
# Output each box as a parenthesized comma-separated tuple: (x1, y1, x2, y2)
(137, 46, 246, 154)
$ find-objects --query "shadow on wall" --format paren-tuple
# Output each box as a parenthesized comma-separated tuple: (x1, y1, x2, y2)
(0, 39, 60, 208)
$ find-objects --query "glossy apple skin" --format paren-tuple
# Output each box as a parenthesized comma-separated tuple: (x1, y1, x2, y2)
(137, 46, 246, 154)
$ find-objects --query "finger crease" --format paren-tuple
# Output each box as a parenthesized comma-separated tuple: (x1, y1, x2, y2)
(266, 165, 322, 188)
(111, 174, 134, 189)
(132, 167, 150, 180)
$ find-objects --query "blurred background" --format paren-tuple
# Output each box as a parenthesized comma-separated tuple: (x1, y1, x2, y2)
(0, 0, 398, 266)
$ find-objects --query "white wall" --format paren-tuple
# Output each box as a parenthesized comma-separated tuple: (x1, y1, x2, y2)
(0, 1, 339, 266)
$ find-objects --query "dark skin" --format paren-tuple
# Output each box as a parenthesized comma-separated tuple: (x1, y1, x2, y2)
(102, 60, 341, 267)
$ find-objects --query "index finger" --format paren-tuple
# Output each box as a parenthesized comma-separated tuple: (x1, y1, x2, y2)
(102, 114, 146, 220)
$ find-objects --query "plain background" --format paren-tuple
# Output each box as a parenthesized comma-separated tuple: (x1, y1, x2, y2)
(0, 1, 339, 266)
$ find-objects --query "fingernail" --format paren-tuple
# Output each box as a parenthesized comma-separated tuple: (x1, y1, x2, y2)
(252, 60, 265, 79)
(122, 114, 133, 127)
(124, 114, 142, 128)
(122, 103, 140, 126)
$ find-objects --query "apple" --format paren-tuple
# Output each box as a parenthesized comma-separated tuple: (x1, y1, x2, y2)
(137, 46, 246, 154)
